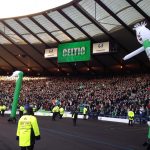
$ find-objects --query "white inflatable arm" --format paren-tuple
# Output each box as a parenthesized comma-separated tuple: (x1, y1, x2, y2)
(11, 71, 21, 77)
(147, 121, 150, 126)
(123, 46, 144, 60)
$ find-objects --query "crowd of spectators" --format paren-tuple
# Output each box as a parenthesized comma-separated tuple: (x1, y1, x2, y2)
(0, 73, 150, 119)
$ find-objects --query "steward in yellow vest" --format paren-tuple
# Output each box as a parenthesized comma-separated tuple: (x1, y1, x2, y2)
(33, 106, 37, 113)
(52, 105, 60, 121)
(0, 104, 3, 116)
(59, 106, 64, 119)
(19, 105, 25, 118)
(16, 107, 40, 150)
(83, 106, 88, 120)
(128, 109, 134, 126)
(1, 104, 6, 116)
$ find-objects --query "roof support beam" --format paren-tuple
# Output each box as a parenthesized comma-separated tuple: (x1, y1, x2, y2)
(0, 21, 48, 72)
(0, 38, 32, 71)
(3, 21, 43, 56)
(30, 17, 60, 43)
(43, 13, 75, 41)
(0, 33, 38, 72)
(126, 0, 150, 23)
(0, 49, 15, 69)
(16, 20, 66, 74)
(16, 19, 51, 48)
(58, 9, 94, 40)
(2, 20, 52, 72)
(16, 19, 60, 70)
(30, 18, 66, 77)
(95, 0, 135, 36)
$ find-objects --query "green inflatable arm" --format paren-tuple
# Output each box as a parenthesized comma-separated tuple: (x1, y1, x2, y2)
(10, 71, 24, 118)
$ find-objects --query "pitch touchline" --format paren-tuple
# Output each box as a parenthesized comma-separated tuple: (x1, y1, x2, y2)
(41, 127, 133, 150)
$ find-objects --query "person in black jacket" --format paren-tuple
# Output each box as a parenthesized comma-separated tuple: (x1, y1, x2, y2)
(72, 108, 78, 126)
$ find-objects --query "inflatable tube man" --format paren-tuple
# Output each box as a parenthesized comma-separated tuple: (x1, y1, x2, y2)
(123, 22, 150, 61)
(10, 71, 23, 120)
(143, 121, 150, 148)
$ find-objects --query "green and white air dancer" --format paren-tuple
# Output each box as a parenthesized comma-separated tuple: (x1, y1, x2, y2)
(9, 71, 23, 121)
(123, 22, 150, 61)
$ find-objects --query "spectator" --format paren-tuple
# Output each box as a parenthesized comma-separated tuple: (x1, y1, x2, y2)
(0, 73, 149, 120)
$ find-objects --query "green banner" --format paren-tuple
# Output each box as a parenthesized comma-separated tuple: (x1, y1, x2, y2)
(58, 40, 91, 63)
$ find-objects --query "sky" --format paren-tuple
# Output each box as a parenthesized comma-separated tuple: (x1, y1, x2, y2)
(0, 0, 72, 19)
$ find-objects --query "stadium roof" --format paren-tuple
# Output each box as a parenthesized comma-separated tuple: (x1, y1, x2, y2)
(0, 0, 150, 76)
(0, 0, 73, 19)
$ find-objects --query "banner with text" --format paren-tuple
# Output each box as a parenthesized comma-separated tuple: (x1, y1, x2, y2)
(93, 42, 109, 54)
(58, 40, 91, 63)
(44, 48, 57, 58)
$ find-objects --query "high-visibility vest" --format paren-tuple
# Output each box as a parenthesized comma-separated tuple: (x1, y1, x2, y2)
(33, 107, 36, 112)
(23, 109, 27, 114)
(55, 106, 59, 112)
(83, 107, 87, 115)
(59, 108, 64, 115)
(128, 111, 134, 120)
(20, 106, 24, 112)
(52, 106, 59, 113)
(2, 105, 6, 110)
(16, 115, 40, 146)
(0, 105, 3, 111)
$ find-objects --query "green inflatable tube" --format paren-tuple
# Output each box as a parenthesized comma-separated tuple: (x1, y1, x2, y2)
(10, 71, 24, 118)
